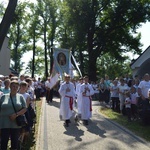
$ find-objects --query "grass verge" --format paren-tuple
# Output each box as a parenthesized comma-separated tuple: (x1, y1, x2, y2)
(100, 107, 150, 141)
(24, 99, 42, 150)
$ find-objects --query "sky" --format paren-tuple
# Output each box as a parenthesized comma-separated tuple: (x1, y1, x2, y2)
(137, 22, 150, 50)
(127, 21, 150, 59)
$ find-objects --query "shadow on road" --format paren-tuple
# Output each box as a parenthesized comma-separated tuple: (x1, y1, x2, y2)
(63, 124, 84, 141)
(86, 120, 106, 138)
(47, 98, 60, 109)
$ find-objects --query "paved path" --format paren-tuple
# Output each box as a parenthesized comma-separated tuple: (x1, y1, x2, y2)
(36, 98, 150, 150)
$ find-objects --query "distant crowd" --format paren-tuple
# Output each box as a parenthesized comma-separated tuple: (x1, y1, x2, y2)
(90, 73, 150, 124)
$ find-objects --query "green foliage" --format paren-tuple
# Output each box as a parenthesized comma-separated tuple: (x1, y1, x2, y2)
(8, 1, 31, 72)
(25, 46, 46, 77)
(97, 53, 132, 80)
(59, 0, 150, 80)
(0, 2, 5, 20)
(36, 0, 59, 77)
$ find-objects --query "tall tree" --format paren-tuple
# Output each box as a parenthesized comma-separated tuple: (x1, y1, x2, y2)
(47, 0, 58, 74)
(37, 0, 58, 78)
(9, 1, 29, 72)
(27, 2, 41, 78)
(60, 0, 150, 81)
(0, 0, 18, 50)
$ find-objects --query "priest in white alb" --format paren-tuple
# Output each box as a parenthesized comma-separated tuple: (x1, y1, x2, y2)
(59, 74, 76, 127)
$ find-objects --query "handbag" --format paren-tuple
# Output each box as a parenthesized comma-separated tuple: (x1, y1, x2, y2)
(10, 95, 27, 127)
(28, 104, 36, 119)
(16, 115, 27, 126)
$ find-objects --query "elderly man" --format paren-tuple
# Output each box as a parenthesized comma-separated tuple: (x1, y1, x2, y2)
(59, 74, 76, 127)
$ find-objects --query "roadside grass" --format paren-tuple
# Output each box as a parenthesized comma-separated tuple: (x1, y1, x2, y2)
(100, 107, 150, 141)
(23, 99, 42, 150)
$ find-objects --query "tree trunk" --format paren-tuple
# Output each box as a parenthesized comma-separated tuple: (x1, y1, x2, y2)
(32, 29, 36, 78)
(14, 22, 20, 71)
(87, 25, 97, 81)
(44, 22, 48, 78)
(0, 0, 18, 50)
(50, 45, 53, 75)
(88, 55, 97, 82)
(47, 39, 53, 76)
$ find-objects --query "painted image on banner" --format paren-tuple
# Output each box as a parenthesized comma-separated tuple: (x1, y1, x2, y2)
(57, 52, 66, 66)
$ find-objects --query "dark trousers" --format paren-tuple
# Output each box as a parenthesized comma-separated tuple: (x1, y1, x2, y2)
(1, 128, 20, 150)
(111, 97, 120, 112)
(131, 104, 138, 118)
(35, 88, 41, 99)
(46, 89, 53, 103)
(105, 89, 110, 104)
(126, 108, 131, 121)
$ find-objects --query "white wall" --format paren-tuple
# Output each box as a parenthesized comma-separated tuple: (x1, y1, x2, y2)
(0, 37, 11, 76)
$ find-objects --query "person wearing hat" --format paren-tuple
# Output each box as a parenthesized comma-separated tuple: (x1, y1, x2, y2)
(80, 76, 94, 125)
(59, 74, 76, 127)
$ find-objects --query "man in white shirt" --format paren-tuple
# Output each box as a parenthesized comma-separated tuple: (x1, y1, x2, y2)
(138, 73, 150, 110)
(45, 77, 53, 103)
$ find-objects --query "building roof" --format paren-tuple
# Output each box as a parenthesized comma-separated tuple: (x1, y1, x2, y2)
(130, 45, 150, 69)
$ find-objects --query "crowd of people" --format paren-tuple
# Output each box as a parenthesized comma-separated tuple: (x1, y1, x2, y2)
(1, 72, 150, 149)
(90, 73, 150, 124)
(0, 74, 37, 150)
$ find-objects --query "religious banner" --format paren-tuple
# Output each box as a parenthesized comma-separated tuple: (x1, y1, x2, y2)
(53, 48, 71, 78)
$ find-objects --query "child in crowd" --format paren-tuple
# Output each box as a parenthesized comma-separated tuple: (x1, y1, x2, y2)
(130, 86, 139, 120)
(125, 91, 131, 122)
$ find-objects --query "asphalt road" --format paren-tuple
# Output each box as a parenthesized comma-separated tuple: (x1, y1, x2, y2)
(36, 98, 150, 150)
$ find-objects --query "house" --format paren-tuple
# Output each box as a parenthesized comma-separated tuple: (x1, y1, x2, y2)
(131, 46, 150, 78)
(0, 37, 11, 76)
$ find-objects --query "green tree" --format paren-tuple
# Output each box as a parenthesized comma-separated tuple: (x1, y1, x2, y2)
(27, 2, 42, 78)
(25, 46, 45, 76)
(60, 0, 150, 81)
(97, 53, 132, 80)
(36, 0, 58, 78)
(9, 1, 30, 73)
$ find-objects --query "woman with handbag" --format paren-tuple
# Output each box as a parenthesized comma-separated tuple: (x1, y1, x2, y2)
(0, 80, 27, 150)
